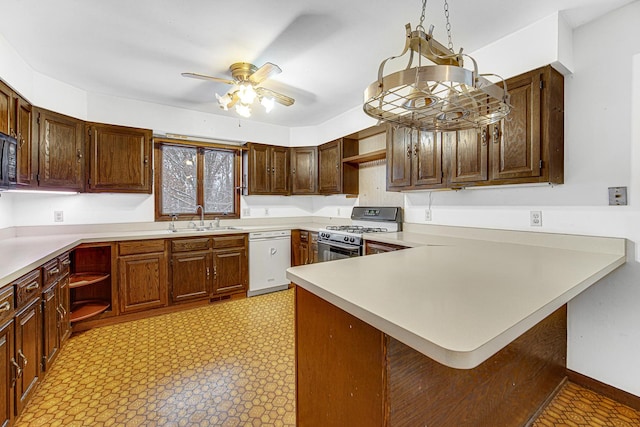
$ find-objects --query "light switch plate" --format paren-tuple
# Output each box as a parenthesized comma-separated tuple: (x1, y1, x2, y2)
(608, 187, 627, 205)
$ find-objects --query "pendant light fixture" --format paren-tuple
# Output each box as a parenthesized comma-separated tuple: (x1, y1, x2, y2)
(363, 0, 511, 131)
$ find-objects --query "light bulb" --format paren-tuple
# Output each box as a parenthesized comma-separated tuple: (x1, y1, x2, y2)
(235, 103, 251, 118)
(261, 96, 275, 113)
(216, 93, 232, 110)
(237, 84, 257, 105)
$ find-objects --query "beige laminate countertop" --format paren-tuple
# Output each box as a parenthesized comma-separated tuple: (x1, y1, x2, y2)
(286, 230, 626, 369)
(0, 222, 323, 288)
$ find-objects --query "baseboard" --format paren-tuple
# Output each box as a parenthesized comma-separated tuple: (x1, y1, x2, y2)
(567, 370, 640, 411)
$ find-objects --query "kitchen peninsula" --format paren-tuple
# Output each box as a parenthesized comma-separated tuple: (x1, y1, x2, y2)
(287, 230, 626, 426)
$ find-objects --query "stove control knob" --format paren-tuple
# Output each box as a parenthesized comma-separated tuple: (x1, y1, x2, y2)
(343, 236, 349, 242)
(350, 237, 355, 243)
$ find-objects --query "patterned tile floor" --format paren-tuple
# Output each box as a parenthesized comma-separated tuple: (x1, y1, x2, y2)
(533, 381, 640, 427)
(15, 287, 640, 426)
(16, 289, 295, 427)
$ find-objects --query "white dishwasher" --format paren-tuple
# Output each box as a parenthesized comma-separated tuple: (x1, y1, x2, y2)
(248, 230, 291, 297)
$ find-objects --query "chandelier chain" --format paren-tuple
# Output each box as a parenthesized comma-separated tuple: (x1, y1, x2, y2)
(444, 0, 453, 52)
(418, 0, 427, 30)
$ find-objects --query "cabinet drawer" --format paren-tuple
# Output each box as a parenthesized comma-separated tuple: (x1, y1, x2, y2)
(119, 239, 165, 255)
(299, 231, 309, 243)
(310, 232, 318, 243)
(14, 269, 42, 309)
(0, 286, 14, 323)
(42, 258, 61, 287)
(171, 238, 210, 253)
(58, 252, 71, 277)
(212, 235, 246, 249)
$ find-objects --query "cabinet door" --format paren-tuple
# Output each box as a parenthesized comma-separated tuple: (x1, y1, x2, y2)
(365, 241, 407, 255)
(0, 81, 11, 136)
(413, 130, 442, 187)
(58, 275, 71, 344)
(490, 71, 541, 180)
(270, 146, 290, 195)
(0, 319, 15, 427)
(291, 147, 317, 194)
(87, 123, 152, 193)
(318, 139, 341, 193)
(213, 248, 247, 295)
(118, 252, 168, 314)
(36, 109, 85, 191)
(309, 232, 318, 264)
(247, 143, 271, 195)
(171, 251, 211, 303)
(447, 128, 488, 184)
(42, 284, 59, 372)
(15, 298, 41, 416)
(15, 96, 36, 187)
(386, 126, 413, 190)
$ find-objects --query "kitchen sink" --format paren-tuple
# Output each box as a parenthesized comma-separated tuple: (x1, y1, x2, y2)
(168, 226, 243, 233)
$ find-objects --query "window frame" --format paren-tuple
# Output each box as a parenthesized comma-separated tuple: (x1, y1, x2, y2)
(154, 138, 243, 221)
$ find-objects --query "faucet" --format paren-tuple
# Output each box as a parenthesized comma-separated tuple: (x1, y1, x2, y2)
(169, 214, 178, 232)
(213, 217, 220, 228)
(196, 205, 204, 227)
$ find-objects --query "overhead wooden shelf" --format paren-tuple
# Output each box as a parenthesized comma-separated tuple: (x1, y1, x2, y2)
(342, 149, 386, 165)
(70, 272, 110, 289)
(70, 299, 110, 322)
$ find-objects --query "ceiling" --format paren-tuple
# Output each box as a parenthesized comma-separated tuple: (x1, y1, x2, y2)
(1, 0, 634, 127)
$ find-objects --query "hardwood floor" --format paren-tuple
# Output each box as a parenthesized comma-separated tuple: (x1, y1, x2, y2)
(13, 288, 640, 426)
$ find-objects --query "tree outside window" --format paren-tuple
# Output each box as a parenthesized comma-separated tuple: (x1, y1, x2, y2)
(154, 140, 241, 221)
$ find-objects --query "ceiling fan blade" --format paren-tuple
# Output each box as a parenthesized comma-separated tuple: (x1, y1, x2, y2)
(256, 87, 295, 107)
(249, 63, 282, 85)
(182, 72, 235, 85)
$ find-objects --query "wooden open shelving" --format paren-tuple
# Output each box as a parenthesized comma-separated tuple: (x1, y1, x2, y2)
(342, 149, 386, 165)
(69, 272, 110, 289)
(70, 299, 110, 322)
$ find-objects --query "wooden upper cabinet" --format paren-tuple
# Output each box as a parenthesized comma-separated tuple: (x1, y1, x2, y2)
(291, 146, 317, 194)
(489, 70, 541, 181)
(0, 81, 12, 136)
(16, 96, 36, 187)
(447, 128, 488, 185)
(387, 126, 442, 190)
(385, 65, 563, 191)
(87, 123, 152, 193)
(318, 138, 358, 194)
(34, 108, 85, 192)
(247, 143, 290, 195)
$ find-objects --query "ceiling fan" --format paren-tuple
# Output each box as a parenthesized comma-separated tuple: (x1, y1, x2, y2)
(182, 62, 295, 118)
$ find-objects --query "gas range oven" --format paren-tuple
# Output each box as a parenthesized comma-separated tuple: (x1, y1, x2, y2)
(317, 207, 402, 262)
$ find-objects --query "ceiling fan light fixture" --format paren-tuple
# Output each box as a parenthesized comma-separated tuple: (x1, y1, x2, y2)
(216, 93, 232, 111)
(363, 0, 511, 131)
(261, 96, 275, 113)
(237, 83, 257, 105)
(235, 103, 252, 118)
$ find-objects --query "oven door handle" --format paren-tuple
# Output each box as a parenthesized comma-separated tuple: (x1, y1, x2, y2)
(319, 240, 360, 251)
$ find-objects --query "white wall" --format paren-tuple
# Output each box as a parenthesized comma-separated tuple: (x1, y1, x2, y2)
(0, 193, 14, 229)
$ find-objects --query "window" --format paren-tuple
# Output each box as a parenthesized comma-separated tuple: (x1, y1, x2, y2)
(154, 140, 241, 220)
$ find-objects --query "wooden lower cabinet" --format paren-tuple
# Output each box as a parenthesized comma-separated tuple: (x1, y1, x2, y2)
(118, 240, 168, 314)
(292, 230, 317, 266)
(41, 283, 59, 372)
(14, 298, 41, 417)
(58, 274, 71, 344)
(295, 287, 567, 426)
(0, 319, 15, 427)
(212, 247, 246, 295)
(364, 240, 408, 255)
(171, 250, 211, 303)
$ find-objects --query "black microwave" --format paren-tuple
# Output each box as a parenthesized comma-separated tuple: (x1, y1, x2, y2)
(0, 131, 17, 190)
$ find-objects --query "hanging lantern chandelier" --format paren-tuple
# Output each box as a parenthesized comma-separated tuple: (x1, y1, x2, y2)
(363, 0, 511, 131)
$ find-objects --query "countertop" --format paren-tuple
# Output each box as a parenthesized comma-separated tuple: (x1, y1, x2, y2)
(0, 222, 324, 288)
(286, 230, 626, 369)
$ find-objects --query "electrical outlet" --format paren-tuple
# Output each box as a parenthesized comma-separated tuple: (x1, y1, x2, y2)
(530, 210, 542, 227)
(425, 209, 432, 221)
(54, 211, 64, 222)
(264, 207, 270, 216)
(242, 208, 250, 217)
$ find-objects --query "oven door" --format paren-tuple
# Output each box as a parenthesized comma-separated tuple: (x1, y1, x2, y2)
(317, 240, 361, 262)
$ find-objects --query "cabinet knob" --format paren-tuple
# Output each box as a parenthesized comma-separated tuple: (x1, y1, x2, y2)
(11, 358, 22, 381)
(18, 349, 27, 368)
(26, 282, 39, 291)
(144, 156, 149, 165)
(406, 145, 412, 158)
(77, 150, 83, 160)
(0, 301, 10, 312)
(481, 128, 487, 146)
(206, 267, 210, 279)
